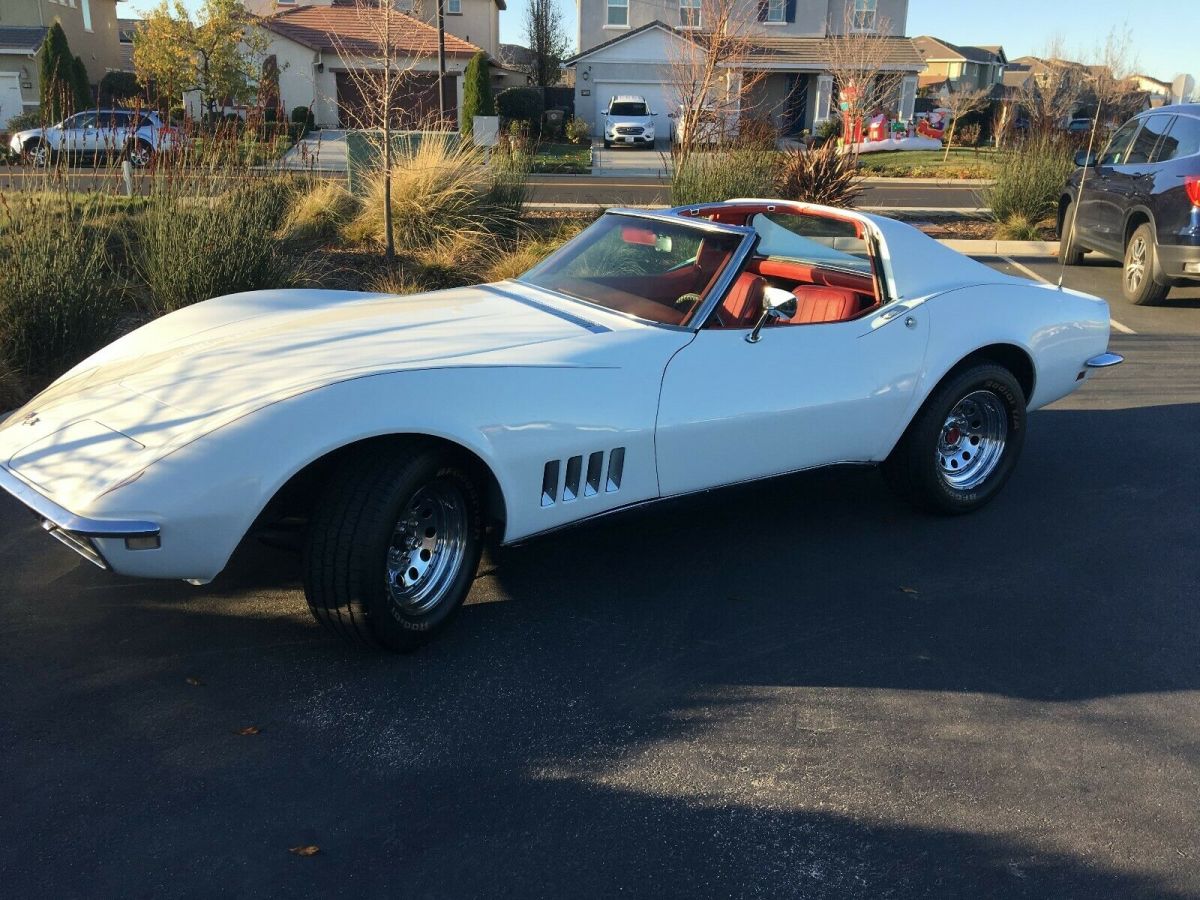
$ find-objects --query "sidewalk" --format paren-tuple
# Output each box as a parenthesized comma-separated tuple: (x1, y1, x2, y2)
(278, 130, 349, 173)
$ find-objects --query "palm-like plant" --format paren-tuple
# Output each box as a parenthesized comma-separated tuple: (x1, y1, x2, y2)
(775, 142, 864, 208)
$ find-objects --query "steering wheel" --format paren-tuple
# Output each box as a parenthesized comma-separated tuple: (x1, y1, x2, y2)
(676, 292, 720, 328)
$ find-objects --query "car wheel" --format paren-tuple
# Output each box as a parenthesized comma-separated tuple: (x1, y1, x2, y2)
(26, 141, 50, 168)
(127, 140, 154, 168)
(882, 363, 1026, 515)
(303, 443, 484, 651)
(1058, 201, 1084, 265)
(1122, 223, 1169, 306)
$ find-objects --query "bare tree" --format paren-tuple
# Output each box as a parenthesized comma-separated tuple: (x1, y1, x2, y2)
(1088, 24, 1142, 126)
(666, 0, 766, 172)
(328, 1, 434, 260)
(940, 86, 990, 159)
(524, 0, 570, 87)
(822, 5, 906, 156)
(1019, 34, 1086, 134)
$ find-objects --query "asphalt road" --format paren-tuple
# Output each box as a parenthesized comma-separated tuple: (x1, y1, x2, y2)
(0, 165, 981, 210)
(1, 259, 1198, 898)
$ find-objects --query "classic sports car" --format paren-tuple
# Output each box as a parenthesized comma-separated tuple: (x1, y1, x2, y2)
(0, 200, 1122, 651)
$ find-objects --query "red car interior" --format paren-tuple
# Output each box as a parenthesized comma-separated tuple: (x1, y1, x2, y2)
(712, 257, 877, 328)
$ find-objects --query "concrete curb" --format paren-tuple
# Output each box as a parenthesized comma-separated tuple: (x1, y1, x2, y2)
(861, 176, 992, 186)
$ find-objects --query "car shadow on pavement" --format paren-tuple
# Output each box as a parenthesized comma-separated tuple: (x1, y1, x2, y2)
(1, 403, 1197, 896)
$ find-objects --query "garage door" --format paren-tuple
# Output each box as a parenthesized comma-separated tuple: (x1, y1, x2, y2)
(336, 71, 456, 129)
(592, 83, 674, 137)
(0, 74, 24, 130)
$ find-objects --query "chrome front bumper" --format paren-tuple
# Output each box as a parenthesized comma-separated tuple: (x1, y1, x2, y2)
(0, 465, 160, 570)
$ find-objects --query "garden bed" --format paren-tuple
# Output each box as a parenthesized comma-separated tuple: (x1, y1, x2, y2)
(530, 141, 591, 174)
(855, 148, 998, 180)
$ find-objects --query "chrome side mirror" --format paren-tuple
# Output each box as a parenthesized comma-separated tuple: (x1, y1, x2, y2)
(746, 287, 797, 343)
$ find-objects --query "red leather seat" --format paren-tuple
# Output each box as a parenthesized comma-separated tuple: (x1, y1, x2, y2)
(718, 273, 765, 327)
(784, 285, 866, 324)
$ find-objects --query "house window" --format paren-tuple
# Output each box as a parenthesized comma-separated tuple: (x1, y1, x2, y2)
(766, 0, 785, 22)
(680, 0, 701, 28)
(606, 0, 628, 27)
(447, 0, 461, 13)
(852, 0, 876, 30)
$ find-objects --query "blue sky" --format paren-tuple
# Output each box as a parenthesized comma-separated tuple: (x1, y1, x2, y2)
(127, 0, 1196, 84)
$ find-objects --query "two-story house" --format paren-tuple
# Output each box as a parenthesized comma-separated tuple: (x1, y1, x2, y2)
(913, 36, 1005, 95)
(0, 0, 125, 127)
(565, 0, 924, 136)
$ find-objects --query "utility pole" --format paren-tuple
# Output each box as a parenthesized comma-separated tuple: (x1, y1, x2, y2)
(436, 0, 446, 122)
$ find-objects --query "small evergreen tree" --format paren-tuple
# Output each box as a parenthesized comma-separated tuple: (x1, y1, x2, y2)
(38, 22, 79, 122)
(461, 51, 494, 138)
(72, 55, 93, 111)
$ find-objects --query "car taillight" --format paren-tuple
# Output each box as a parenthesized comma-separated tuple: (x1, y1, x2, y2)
(1186, 175, 1200, 208)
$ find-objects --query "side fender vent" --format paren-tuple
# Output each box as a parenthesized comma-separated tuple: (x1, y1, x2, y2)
(541, 447, 625, 506)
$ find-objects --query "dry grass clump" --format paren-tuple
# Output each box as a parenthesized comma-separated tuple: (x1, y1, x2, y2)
(348, 131, 528, 253)
(280, 179, 360, 243)
(994, 214, 1044, 241)
(483, 219, 589, 282)
(776, 142, 864, 207)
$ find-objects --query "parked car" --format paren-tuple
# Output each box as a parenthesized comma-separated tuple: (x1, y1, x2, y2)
(1059, 103, 1200, 304)
(7, 109, 179, 168)
(601, 95, 659, 149)
(0, 200, 1121, 652)
(670, 106, 737, 147)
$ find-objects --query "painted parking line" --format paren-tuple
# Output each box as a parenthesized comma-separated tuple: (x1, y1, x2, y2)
(1000, 256, 1136, 335)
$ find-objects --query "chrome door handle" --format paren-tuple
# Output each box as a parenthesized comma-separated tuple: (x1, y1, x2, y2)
(879, 307, 904, 321)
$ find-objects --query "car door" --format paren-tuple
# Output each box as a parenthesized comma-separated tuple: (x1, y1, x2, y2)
(95, 111, 130, 159)
(1100, 114, 1173, 246)
(655, 217, 929, 497)
(61, 112, 98, 162)
(1077, 117, 1141, 249)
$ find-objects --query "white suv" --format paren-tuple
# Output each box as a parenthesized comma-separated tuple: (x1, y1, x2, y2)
(9, 109, 180, 168)
(602, 95, 659, 149)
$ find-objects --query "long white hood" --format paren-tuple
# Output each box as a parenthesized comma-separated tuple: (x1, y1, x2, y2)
(0, 284, 616, 507)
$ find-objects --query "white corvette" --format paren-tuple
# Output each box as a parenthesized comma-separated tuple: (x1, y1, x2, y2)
(0, 200, 1122, 650)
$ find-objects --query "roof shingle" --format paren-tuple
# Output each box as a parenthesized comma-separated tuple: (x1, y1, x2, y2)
(0, 25, 47, 53)
(260, 6, 481, 58)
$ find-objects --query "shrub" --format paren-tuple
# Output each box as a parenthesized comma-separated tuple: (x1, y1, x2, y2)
(983, 132, 1074, 225)
(280, 179, 360, 243)
(99, 71, 141, 104)
(958, 122, 982, 148)
(775, 142, 863, 207)
(461, 51, 494, 139)
(994, 214, 1041, 241)
(496, 87, 543, 137)
(291, 106, 315, 130)
(0, 193, 124, 392)
(736, 116, 778, 150)
(135, 174, 297, 315)
(5, 109, 41, 132)
(565, 116, 590, 146)
(816, 116, 843, 142)
(349, 129, 526, 253)
(670, 147, 778, 206)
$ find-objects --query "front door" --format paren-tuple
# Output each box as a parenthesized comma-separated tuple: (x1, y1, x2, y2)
(783, 75, 809, 135)
(655, 309, 930, 497)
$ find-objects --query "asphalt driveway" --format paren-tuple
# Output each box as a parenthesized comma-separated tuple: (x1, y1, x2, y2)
(1, 261, 1198, 898)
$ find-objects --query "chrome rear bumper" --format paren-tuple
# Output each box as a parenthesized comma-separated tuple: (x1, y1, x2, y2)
(1086, 352, 1124, 368)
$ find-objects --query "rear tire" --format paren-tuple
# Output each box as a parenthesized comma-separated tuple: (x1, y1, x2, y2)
(303, 443, 484, 651)
(883, 364, 1026, 515)
(603, 139, 611, 149)
(1122, 223, 1169, 306)
(25, 140, 50, 168)
(127, 139, 154, 168)
(1058, 201, 1084, 265)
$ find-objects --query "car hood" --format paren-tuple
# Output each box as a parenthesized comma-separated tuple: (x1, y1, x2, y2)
(0, 283, 616, 505)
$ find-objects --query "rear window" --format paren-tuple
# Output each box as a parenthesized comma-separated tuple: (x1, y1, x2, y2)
(609, 102, 648, 116)
(1156, 115, 1200, 162)
(1126, 114, 1171, 164)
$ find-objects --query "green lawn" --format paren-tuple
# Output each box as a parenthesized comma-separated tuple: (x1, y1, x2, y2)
(855, 148, 998, 179)
(531, 141, 591, 174)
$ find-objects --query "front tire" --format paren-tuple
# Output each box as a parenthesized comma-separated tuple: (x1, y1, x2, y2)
(883, 364, 1027, 515)
(1122, 223, 1169, 306)
(1058, 201, 1084, 265)
(127, 139, 154, 168)
(303, 444, 484, 651)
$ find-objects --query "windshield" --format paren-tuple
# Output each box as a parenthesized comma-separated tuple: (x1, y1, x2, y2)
(610, 102, 648, 117)
(518, 213, 744, 326)
(749, 212, 872, 275)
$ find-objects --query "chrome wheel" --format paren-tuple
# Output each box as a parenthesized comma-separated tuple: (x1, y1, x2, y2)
(936, 390, 1008, 490)
(385, 480, 468, 617)
(128, 143, 152, 168)
(29, 144, 48, 167)
(1125, 235, 1147, 294)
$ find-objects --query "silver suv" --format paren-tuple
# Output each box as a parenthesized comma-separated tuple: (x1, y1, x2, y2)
(8, 109, 180, 168)
(602, 95, 659, 149)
